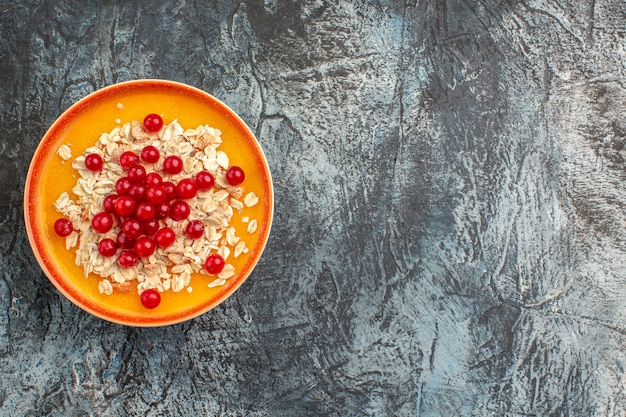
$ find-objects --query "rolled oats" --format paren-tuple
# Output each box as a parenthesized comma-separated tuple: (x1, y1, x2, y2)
(217, 245, 230, 261)
(226, 227, 240, 246)
(244, 192, 259, 207)
(207, 278, 226, 288)
(57, 144, 72, 160)
(218, 264, 235, 280)
(54, 120, 259, 296)
(65, 231, 79, 250)
(230, 198, 244, 211)
(98, 279, 113, 295)
(234, 241, 247, 258)
(213, 189, 230, 202)
(247, 219, 258, 234)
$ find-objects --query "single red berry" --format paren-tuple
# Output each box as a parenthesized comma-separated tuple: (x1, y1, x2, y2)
(145, 184, 166, 205)
(103, 194, 118, 213)
(140, 288, 161, 309)
(155, 202, 171, 219)
(127, 165, 147, 184)
(119, 151, 139, 171)
(141, 145, 161, 163)
(155, 227, 176, 248)
(176, 178, 198, 200)
(161, 181, 177, 201)
(225, 166, 245, 185)
(145, 172, 163, 187)
(128, 183, 146, 202)
(163, 155, 183, 175)
(116, 232, 136, 249)
(117, 250, 138, 268)
(84, 153, 103, 172)
(135, 202, 156, 223)
(143, 114, 163, 133)
(196, 171, 215, 190)
(143, 219, 160, 236)
(115, 177, 132, 195)
(114, 195, 136, 217)
(98, 238, 117, 257)
(185, 220, 205, 239)
(121, 217, 143, 239)
(170, 200, 190, 221)
(53, 218, 73, 237)
(134, 236, 156, 257)
(92, 212, 114, 233)
(205, 254, 225, 275)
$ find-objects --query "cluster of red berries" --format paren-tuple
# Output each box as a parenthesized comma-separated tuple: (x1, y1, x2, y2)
(53, 114, 245, 308)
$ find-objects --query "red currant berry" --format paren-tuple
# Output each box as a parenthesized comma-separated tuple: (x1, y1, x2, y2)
(143, 219, 160, 236)
(134, 236, 156, 257)
(114, 195, 136, 217)
(163, 155, 183, 175)
(145, 185, 166, 205)
(143, 114, 163, 133)
(135, 202, 156, 222)
(196, 171, 215, 190)
(103, 194, 118, 213)
(53, 218, 73, 237)
(116, 232, 136, 249)
(155, 227, 176, 248)
(170, 200, 190, 221)
(155, 202, 170, 219)
(141, 145, 161, 163)
(127, 165, 147, 183)
(84, 153, 103, 172)
(128, 183, 146, 202)
(117, 250, 138, 268)
(176, 178, 198, 199)
(145, 172, 163, 187)
(92, 212, 114, 233)
(225, 166, 245, 185)
(185, 220, 205, 239)
(205, 254, 225, 275)
(140, 289, 161, 309)
(97, 238, 117, 257)
(121, 217, 143, 239)
(115, 177, 132, 195)
(119, 151, 139, 171)
(161, 181, 177, 201)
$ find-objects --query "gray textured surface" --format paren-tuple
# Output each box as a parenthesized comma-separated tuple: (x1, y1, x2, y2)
(1, 0, 626, 415)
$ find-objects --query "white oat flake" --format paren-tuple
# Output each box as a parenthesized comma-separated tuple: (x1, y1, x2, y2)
(247, 219, 258, 234)
(218, 264, 235, 279)
(207, 278, 226, 288)
(244, 192, 259, 207)
(217, 245, 230, 261)
(234, 241, 247, 258)
(57, 144, 72, 161)
(65, 231, 79, 250)
(98, 279, 113, 295)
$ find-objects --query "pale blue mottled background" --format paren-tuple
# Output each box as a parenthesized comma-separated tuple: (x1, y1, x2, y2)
(1, 1, 626, 415)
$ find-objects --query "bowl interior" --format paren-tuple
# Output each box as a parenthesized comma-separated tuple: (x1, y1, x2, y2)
(24, 80, 273, 326)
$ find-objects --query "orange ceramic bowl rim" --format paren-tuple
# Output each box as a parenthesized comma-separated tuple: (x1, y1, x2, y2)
(24, 79, 274, 326)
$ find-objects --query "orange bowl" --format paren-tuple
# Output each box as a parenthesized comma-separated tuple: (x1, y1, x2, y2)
(24, 80, 273, 326)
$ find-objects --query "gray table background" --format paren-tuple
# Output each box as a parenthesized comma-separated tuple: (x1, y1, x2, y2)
(2, 1, 626, 416)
